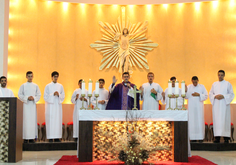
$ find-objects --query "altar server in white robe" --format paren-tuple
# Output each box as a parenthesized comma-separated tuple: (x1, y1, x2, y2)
(0, 76, 14, 97)
(209, 70, 234, 143)
(44, 71, 65, 142)
(186, 76, 208, 142)
(140, 72, 163, 110)
(92, 78, 109, 110)
(161, 76, 183, 110)
(18, 71, 41, 143)
(71, 79, 88, 139)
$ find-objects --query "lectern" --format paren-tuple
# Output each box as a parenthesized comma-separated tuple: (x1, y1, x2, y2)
(0, 98, 23, 162)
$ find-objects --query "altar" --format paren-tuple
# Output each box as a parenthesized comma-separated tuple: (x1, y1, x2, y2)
(78, 110, 188, 163)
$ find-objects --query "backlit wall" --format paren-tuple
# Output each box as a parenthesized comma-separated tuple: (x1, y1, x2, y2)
(8, 0, 236, 104)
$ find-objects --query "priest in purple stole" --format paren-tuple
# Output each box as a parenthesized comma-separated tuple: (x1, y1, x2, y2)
(106, 72, 140, 110)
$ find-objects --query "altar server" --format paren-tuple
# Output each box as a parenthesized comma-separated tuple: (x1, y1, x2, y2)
(140, 72, 163, 110)
(44, 71, 65, 142)
(18, 71, 41, 143)
(185, 76, 208, 142)
(106, 72, 140, 110)
(71, 79, 88, 139)
(209, 70, 234, 143)
(0, 76, 14, 97)
(92, 79, 109, 110)
(161, 76, 183, 110)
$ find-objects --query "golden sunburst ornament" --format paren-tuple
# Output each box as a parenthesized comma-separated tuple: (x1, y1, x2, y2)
(90, 7, 158, 73)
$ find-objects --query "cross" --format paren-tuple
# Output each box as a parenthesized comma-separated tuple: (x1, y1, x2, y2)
(131, 85, 141, 110)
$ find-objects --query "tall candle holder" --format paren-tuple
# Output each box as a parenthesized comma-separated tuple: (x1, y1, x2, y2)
(80, 94, 86, 110)
(94, 94, 100, 110)
(174, 94, 179, 110)
(181, 94, 187, 110)
(167, 94, 173, 110)
(87, 94, 92, 110)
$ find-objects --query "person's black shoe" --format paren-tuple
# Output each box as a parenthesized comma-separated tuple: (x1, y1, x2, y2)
(28, 139, 35, 143)
(213, 139, 220, 143)
(224, 139, 229, 143)
(49, 139, 53, 142)
(198, 140, 203, 143)
(54, 139, 61, 142)
(74, 138, 78, 142)
(23, 140, 28, 143)
(191, 140, 197, 142)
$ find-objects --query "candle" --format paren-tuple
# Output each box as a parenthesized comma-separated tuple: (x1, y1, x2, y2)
(175, 80, 179, 95)
(88, 79, 93, 95)
(181, 80, 185, 95)
(82, 80, 85, 94)
(95, 80, 99, 95)
(168, 80, 172, 95)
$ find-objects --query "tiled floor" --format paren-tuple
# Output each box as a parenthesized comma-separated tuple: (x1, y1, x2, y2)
(0, 150, 235, 165)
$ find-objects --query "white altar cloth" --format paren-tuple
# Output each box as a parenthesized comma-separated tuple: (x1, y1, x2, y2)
(79, 110, 188, 121)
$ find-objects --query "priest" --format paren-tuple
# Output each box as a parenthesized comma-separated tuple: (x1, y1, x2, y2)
(106, 72, 140, 110)
(161, 76, 183, 110)
(140, 72, 163, 110)
(18, 71, 41, 143)
(71, 79, 88, 140)
(92, 78, 109, 110)
(209, 70, 234, 143)
(0, 76, 14, 97)
(185, 76, 208, 142)
(44, 71, 65, 142)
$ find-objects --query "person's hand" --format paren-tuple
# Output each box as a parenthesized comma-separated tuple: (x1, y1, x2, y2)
(139, 86, 144, 95)
(127, 83, 131, 88)
(54, 91, 59, 97)
(100, 100, 105, 104)
(28, 96, 34, 101)
(112, 76, 117, 84)
(170, 94, 176, 98)
(161, 92, 165, 97)
(151, 88, 157, 95)
(75, 94, 79, 100)
(215, 94, 224, 100)
(192, 92, 200, 96)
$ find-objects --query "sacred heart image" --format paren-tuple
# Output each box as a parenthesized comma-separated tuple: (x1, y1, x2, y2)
(90, 7, 158, 74)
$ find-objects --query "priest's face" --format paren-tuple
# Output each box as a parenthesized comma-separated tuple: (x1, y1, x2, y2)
(26, 73, 33, 82)
(122, 74, 130, 83)
(99, 81, 105, 88)
(0, 78, 7, 88)
(147, 74, 154, 83)
(192, 80, 198, 86)
(218, 72, 225, 81)
(52, 75, 59, 83)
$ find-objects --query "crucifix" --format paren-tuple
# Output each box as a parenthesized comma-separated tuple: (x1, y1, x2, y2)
(131, 85, 141, 110)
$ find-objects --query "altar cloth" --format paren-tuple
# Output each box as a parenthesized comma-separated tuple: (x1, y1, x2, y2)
(79, 110, 188, 121)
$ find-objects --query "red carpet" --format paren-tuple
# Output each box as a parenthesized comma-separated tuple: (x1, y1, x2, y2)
(54, 156, 217, 165)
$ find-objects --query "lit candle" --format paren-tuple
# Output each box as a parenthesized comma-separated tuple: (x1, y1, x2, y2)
(82, 80, 85, 94)
(168, 80, 172, 95)
(88, 79, 93, 94)
(181, 80, 185, 95)
(175, 80, 179, 95)
(95, 80, 99, 95)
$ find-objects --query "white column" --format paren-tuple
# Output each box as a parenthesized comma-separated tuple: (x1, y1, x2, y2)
(0, 0, 9, 76)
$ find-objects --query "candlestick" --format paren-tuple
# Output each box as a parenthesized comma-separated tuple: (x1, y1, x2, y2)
(174, 94, 179, 110)
(181, 80, 185, 95)
(80, 94, 86, 110)
(167, 94, 173, 110)
(94, 94, 100, 110)
(88, 79, 93, 95)
(87, 93, 92, 110)
(82, 80, 85, 94)
(168, 80, 172, 95)
(95, 81, 99, 95)
(181, 94, 187, 110)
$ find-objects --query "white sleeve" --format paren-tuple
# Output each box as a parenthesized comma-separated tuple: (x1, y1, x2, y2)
(156, 85, 163, 101)
(18, 85, 28, 104)
(43, 85, 54, 104)
(209, 84, 215, 105)
(58, 85, 65, 104)
(71, 90, 77, 104)
(223, 83, 235, 105)
(33, 85, 41, 103)
(109, 83, 116, 94)
(199, 85, 208, 102)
